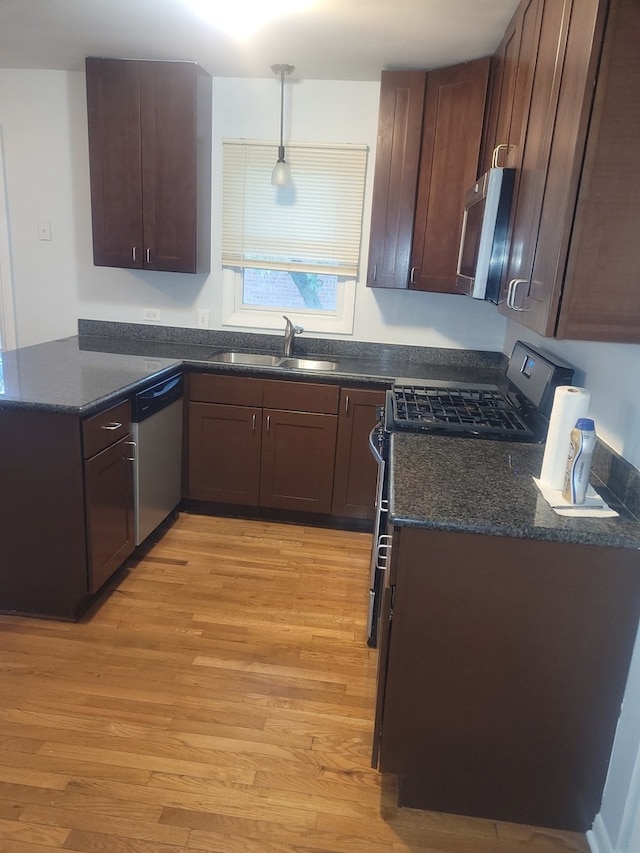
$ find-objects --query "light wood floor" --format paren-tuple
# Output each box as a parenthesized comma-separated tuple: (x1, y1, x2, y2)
(0, 513, 589, 852)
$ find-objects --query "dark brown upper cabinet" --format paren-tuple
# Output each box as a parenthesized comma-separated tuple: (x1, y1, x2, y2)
(494, 0, 640, 343)
(366, 60, 489, 294)
(480, 0, 544, 175)
(86, 57, 212, 274)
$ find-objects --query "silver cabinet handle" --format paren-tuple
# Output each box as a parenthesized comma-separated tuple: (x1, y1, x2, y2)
(132, 247, 137, 262)
(507, 278, 529, 311)
(372, 264, 377, 282)
(266, 415, 271, 433)
(410, 267, 418, 284)
(102, 422, 123, 430)
(252, 413, 256, 431)
(146, 248, 151, 263)
(124, 440, 136, 462)
(345, 394, 350, 415)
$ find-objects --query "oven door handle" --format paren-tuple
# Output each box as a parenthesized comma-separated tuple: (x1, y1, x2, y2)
(376, 534, 393, 570)
(368, 423, 384, 465)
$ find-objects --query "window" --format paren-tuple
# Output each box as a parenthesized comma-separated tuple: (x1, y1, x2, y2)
(222, 139, 367, 334)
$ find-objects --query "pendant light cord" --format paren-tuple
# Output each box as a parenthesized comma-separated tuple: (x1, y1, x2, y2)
(278, 67, 285, 161)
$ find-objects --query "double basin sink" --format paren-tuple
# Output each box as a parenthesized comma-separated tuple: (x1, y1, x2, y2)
(209, 351, 338, 371)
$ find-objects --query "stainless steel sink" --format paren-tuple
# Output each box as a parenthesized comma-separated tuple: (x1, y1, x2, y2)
(209, 352, 339, 371)
(278, 357, 338, 371)
(211, 351, 282, 366)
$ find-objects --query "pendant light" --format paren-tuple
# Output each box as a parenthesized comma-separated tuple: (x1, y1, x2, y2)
(271, 63, 294, 186)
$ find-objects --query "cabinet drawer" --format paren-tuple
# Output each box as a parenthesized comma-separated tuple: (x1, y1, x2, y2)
(82, 399, 132, 459)
(263, 380, 340, 414)
(189, 373, 263, 406)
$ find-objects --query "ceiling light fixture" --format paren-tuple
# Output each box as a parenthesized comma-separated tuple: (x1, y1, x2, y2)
(271, 63, 294, 187)
(181, 0, 313, 40)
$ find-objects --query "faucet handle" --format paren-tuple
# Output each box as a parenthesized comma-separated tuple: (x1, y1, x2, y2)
(283, 315, 304, 333)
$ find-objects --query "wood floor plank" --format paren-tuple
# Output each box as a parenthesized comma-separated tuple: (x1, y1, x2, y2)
(0, 513, 589, 853)
(0, 816, 69, 847)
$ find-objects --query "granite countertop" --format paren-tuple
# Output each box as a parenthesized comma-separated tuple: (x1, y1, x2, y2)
(77, 333, 508, 389)
(0, 332, 510, 416)
(0, 337, 181, 415)
(390, 433, 640, 550)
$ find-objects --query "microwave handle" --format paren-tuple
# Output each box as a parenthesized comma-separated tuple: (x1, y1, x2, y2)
(491, 143, 510, 168)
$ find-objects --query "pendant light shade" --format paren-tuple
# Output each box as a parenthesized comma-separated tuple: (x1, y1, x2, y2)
(271, 63, 294, 186)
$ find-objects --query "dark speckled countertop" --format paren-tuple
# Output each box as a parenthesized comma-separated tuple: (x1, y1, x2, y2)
(0, 330, 508, 414)
(390, 434, 640, 550)
(0, 337, 181, 415)
(76, 333, 508, 389)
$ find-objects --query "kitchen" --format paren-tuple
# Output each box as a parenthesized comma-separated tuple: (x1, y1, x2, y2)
(0, 0, 640, 851)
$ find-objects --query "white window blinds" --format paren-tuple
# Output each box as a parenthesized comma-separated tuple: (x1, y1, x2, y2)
(222, 140, 368, 277)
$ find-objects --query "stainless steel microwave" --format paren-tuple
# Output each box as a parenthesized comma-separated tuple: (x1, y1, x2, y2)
(455, 167, 515, 302)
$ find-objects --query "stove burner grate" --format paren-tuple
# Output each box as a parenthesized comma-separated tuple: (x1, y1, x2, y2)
(392, 384, 533, 436)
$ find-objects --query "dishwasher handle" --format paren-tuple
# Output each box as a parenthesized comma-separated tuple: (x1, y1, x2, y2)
(132, 373, 183, 423)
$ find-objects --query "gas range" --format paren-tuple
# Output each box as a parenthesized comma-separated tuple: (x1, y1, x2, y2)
(389, 381, 538, 440)
(386, 341, 575, 444)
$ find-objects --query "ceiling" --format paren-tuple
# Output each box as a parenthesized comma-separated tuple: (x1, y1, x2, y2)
(0, 0, 520, 82)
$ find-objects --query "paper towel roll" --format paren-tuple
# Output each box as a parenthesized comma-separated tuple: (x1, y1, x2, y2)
(539, 386, 591, 489)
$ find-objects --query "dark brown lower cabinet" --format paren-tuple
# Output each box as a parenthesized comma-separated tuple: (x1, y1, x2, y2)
(260, 409, 337, 513)
(0, 399, 135, 619)
(332, 387, 386, 520)
(188, 402, 262, 505)
(185, 373, 345, 517)
(375, 525, 640, 832)
(84, 434, 135, 594)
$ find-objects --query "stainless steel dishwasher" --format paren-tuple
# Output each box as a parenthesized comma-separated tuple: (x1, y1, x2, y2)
(131, 372, 183, 546)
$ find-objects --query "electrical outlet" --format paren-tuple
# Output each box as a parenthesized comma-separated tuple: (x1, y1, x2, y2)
(143, 308, 161, 322)
(197, 309, 210, 328)
(37, 220, 52, 241)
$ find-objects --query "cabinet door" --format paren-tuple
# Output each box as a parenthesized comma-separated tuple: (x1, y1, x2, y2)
(187, 402, 262, 505)
(260, 410, 338, 513)
(482, 0, 544, 175)
(140, 61, 212, 274)
(86, 58, 212, 274)
(84, 434, 135, 594)
(557, 0, 640, 343)
(498, 0, 573, 314)
(410, 58, 489, 293)
(367, 71, 426, 290)
(332, 388, 385, 520)
(86, 57, 144, 269)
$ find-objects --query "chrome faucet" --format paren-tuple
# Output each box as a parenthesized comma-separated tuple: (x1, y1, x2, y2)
(282, 315, 304, 356)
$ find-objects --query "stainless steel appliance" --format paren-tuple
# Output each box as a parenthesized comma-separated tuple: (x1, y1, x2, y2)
(367, 409, 390, 648)
(366, 341, 574, 646)
(132, 373, 183, 546)
(456, 167, 515, 302)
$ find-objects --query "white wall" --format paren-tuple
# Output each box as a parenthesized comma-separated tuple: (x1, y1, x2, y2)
(589, 631, 640, 853)
(0, 70, 84, 347)
(0, 68, 507, 351)
(503, 324, 640, 474)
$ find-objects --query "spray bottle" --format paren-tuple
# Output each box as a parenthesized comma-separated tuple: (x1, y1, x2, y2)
(562, 418, 597, 504)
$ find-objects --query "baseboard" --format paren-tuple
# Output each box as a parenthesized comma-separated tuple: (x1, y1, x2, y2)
(587, 814, 615, 853)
